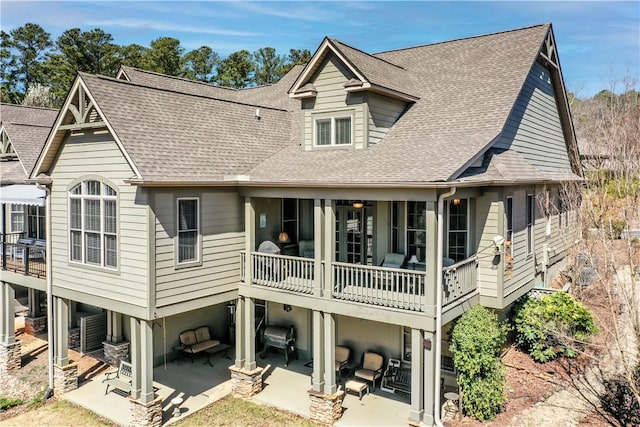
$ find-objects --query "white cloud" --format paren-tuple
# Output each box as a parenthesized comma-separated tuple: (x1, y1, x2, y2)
(86, 19, 263, 37)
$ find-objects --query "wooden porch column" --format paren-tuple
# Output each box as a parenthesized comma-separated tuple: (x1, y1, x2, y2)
(130, 317, 141, 400)
(53, 296, 69, 366)
(0, 281, 15, 344)
(113, 312, 123, 342)
(244, 197, 255, 286)
(323, 312, 337, 395)
(140, 320, 154, 404)
(27, 288, 39, 317)
(323, 200, 335, 297)
(410, 328, 425, 423)
(311, 310, 325, 392)
(422, 330, 437, 426)
(313, 199, 324, 297)
(234, 296, 246, 369)
(425, 201, 438, 309)
(244, 297, 256, 371)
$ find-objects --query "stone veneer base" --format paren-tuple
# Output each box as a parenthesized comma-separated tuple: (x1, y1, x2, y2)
(308, 388, 345, 426)
(53, 362, 78, 395)
(0, 341, 22, 372)
(129, 396, 162, 427)
(24, 316, 47, 335)
(103, 341, 130, 366)
(228, 365, 264, 398)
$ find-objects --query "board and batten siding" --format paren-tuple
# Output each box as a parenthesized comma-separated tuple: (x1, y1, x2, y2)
(153, 189, 244, 308)
(49, 130, 149, 309)
(475, 191, 501, 302)
(495, 61, 572, 173)
(302, 56, 366, 150)
(368, 92, 407, 145)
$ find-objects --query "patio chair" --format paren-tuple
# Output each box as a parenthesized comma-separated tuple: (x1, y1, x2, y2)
(335, 345, 351, 376)
(13, 238, 35, 263)
(354, 351, 384, 389)
(298, 240, 315, 258)
(381, 253, 405, 269)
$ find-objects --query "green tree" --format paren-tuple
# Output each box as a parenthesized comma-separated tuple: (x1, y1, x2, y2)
(253, 47, 285, 85)
(215, 50, 254, 88)
(450, 306, 508, 421)
(276, 48, 312, 76)
(1, 23, 53, 102)
(116, 43, 149, 69)
(182, 46, 219, 82)
(144, 37, 183, 76)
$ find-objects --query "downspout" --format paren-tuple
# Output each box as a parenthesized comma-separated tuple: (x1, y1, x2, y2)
(434, 186, 456, 427)
(36, 182, 54, 399)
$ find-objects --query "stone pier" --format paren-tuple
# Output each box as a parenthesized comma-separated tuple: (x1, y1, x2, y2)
(53, 362, 78, 395)
(229, 365, 264, 398)
(0, 341, 21, 372)
(129, 396, 163, 427)
(308, 388, 345, 426)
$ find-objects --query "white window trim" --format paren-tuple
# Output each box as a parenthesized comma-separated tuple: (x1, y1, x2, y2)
(10, 204, 24, 233)
(526, 193, 534, 256)
(445, 199, 470, 261)
(68, 180, 118, 270)
(506, 196, 513, 248)
(313, 113, 354, 147)
(176, 197, 201, 266)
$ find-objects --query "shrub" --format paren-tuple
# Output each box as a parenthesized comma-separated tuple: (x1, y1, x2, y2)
(601, 366, 640, 426)
(513, 292, 598, 362)
(450, 306, 508, 420)
(0, 396, 23, 411)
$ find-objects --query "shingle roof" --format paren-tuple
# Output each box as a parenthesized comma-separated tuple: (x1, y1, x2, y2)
(248, 24, 552, 185)
(328, 39, 418, 99)
(80, 74, 293, 182)
(1, 103, 57, 183)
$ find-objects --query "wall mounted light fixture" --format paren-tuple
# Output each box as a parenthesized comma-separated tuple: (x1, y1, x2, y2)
(352, 201, 364, 209)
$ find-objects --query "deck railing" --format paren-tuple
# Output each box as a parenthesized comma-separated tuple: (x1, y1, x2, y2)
(250, 252, 314, 294)
(1, 239, 46, 279)
(442, 255, 478, 306)
(332, 262, 426, 312)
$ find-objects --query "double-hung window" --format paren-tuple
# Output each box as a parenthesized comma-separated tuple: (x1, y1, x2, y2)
(447, 199, 468, 262)
(314, 116, 352, 146)
(69, 180, 117, 268)
(177, 198, 199, 264)
(10, 204, 24, 233)
(407, 201, 426, 262)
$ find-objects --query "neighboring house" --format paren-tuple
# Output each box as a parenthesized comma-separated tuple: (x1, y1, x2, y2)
(6, 23, 580, 426)
(0, 104, 57, 358)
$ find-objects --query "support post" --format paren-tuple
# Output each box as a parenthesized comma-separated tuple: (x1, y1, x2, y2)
(425, 201, 438, 309)
(311, 310, 324, 392)
(423, 330, 436, 426)
(410, 328, 425, 423)
(130, 317, 141, 400)
(244, 197, 255, 286)
(313, 199, 324, 297)
(140, 320, 154, 404)
(323, 199, 335, 296)
(323, 312, 336, 395)
(234, 296, 246, 369)
(53, 297, 69, 366)
(244, 297, 256, 371)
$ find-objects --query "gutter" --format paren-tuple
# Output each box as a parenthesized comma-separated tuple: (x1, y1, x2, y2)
(36, 180, 54, 399)
(434, 186, 456, 427)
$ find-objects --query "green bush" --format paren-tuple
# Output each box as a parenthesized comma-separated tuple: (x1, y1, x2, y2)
(450, 306, 508, 420)
(513, 292, 598, 362)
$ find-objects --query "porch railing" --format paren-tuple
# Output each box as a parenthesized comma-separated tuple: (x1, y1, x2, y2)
(0, 239, 47, 279)
(442, 255, 478, 306)
(250, 252, 314, 294)
(332, 262, 425, 312)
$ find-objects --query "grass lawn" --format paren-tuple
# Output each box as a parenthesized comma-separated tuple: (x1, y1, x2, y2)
(0, 396, 318, 427)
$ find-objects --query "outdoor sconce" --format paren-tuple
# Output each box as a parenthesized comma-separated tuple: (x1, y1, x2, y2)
(493, 235, 505, 255)
(278, 231, 290, 243)
(352, 201, 364, 209)
(452, 198, 461, 206)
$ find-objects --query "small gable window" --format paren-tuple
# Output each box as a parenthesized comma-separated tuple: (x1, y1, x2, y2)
(314, 116, 352, 146)
(69, 180, 118, 269)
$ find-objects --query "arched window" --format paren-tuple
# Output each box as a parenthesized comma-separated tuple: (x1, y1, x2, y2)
(69, 180, 117, 268)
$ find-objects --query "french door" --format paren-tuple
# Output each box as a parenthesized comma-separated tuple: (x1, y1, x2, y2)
(335, 206, 373, 265)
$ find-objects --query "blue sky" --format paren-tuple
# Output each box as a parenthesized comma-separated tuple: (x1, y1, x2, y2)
(2, 1, 638, 97)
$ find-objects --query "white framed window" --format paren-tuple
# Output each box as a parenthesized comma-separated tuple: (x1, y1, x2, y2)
(406, 201, 426, 262)
(526, 193, 534, 256)
(69, 180, 118, 268)
(177, 198, 200, 264)
(27, 206, 45, 240)
(10, 204, 24, 233)
(447, 199, 468, 262)
(314, 116, 352, 146)
(506, 196, 513, 257)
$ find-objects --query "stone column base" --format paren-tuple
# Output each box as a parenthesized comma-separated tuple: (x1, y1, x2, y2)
(0, 341, 22, 372)
(103, 341, 130, 366)
(129, 396, 162, 427)
(308, 388, 345, 426)
(24, 316, 47, 335)
(53, 362, 78, 395)
(228, 365, 264, 398)
(68, 327, 80, 349)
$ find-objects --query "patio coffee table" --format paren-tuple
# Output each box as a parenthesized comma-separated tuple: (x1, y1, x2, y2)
(203, 343, 231, 367)
(345, 379, 369, 400)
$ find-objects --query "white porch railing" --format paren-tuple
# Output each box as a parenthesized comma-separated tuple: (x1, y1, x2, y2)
(250, 252, 315, 294)
(442, 255, 478, 307)
(332, 262, 426, 312)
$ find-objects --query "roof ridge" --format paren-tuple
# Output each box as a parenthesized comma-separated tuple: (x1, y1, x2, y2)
(80, 72, 289, 112)
(120, 66, 238, 92)
(0, 102, 58, 112)
(329, 38, 405, 70)
(5, 122, 52, 128)
(373, 23, 549, 55)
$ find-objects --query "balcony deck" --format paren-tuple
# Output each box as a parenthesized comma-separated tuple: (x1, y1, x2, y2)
(1, 238, 46, 279)
(243, 252, 479, 313)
